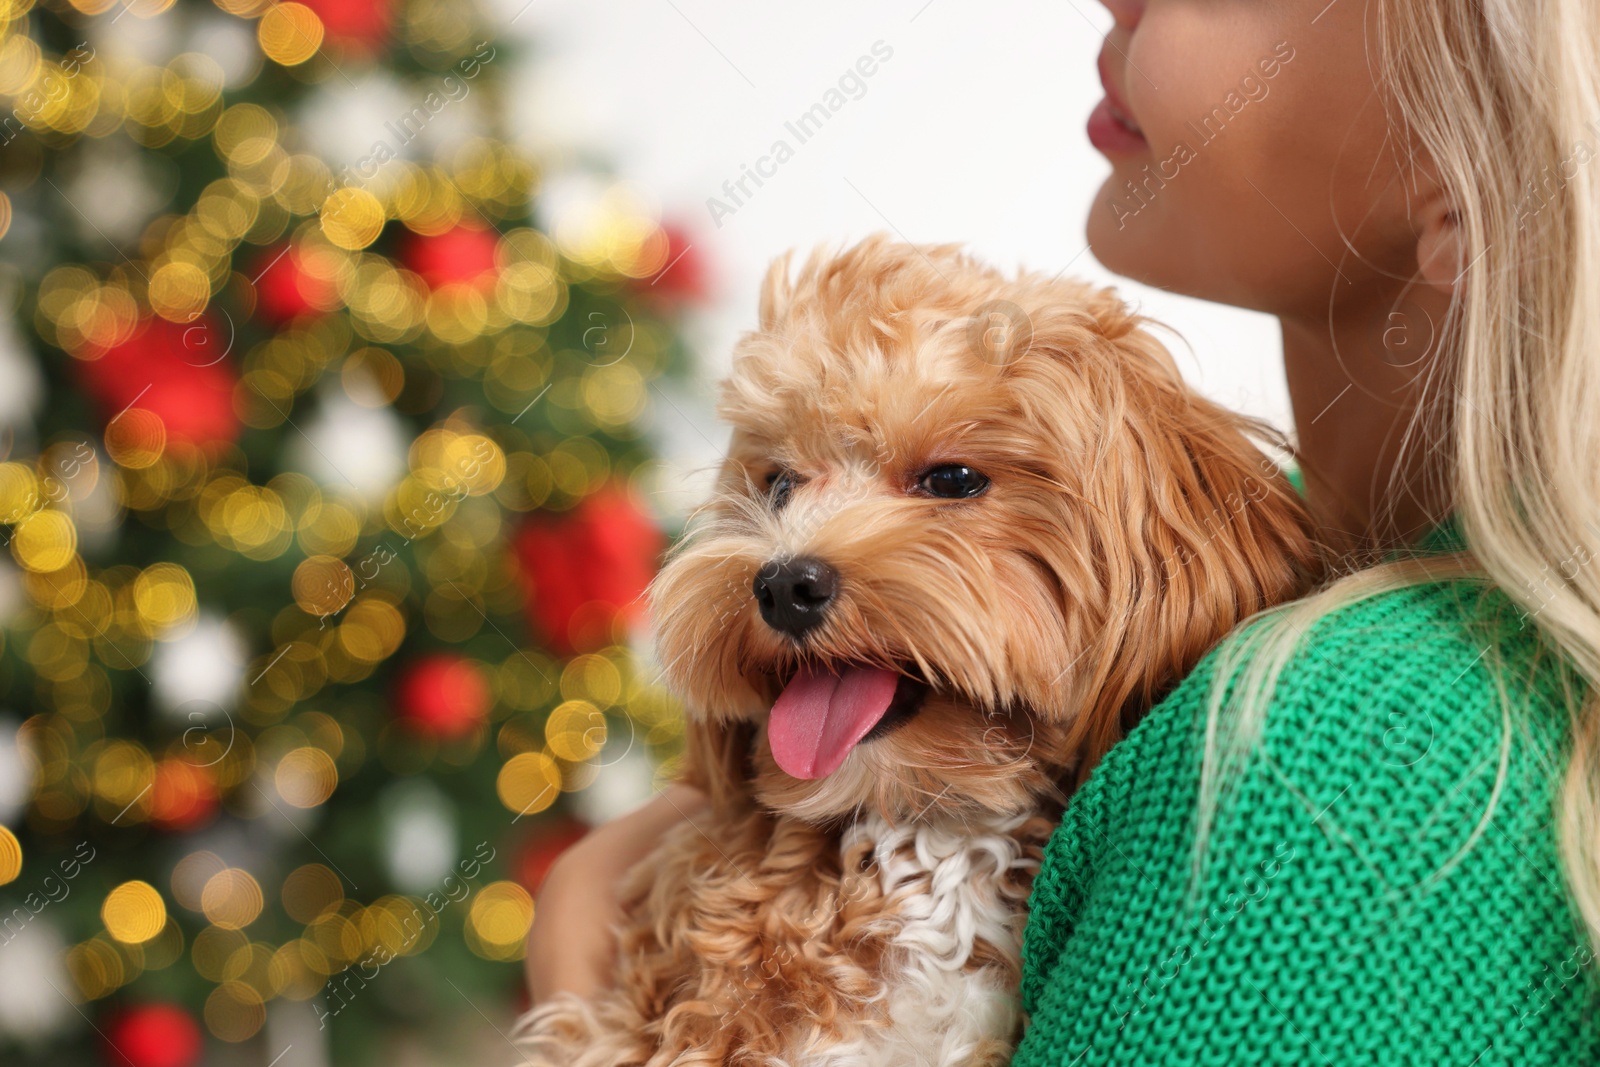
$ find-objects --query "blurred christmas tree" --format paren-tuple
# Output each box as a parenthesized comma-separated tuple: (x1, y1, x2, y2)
(0, 1, 706, 1064)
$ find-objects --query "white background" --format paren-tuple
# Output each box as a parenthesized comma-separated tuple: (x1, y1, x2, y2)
(503, 0, 1292, 479)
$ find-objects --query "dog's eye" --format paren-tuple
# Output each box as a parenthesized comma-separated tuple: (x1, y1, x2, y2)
(917, 464, 989, 499)
(769, 469, 799, 510)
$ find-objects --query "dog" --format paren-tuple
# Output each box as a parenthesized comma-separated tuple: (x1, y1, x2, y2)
(513, 236, 1324, 1066)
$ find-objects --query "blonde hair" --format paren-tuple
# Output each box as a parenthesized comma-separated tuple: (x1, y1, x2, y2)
(1197, 0, 1600, 952)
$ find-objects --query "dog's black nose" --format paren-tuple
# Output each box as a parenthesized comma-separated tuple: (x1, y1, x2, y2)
(752, 556, 838, 638)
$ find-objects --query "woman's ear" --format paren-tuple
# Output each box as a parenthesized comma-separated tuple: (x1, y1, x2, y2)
(1416, 194, 1464, 295)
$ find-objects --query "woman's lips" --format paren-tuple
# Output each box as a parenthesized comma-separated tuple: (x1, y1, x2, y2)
(1087, 96, 1148, 155)
(1091, 45, 1148, 156)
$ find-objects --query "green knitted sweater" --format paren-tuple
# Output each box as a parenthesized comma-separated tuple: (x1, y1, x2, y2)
(1014, 533, 1600, 1064)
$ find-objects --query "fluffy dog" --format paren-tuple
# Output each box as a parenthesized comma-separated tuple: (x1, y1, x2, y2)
(513, 236, 1323, 1066)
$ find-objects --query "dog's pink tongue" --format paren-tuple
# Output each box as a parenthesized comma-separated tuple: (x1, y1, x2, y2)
(768, 665, 901, 780)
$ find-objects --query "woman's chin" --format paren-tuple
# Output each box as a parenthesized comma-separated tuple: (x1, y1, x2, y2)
(1084, 182, 1165, 287)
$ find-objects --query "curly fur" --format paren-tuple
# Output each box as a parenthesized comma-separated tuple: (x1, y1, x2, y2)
(513, 236, 1326, 1066)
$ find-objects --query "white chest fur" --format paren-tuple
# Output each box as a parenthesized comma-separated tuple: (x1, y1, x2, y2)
(784, 810, 1036, 1067)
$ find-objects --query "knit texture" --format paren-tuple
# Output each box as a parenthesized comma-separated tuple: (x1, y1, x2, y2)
(1014, 548, 1600, 1064)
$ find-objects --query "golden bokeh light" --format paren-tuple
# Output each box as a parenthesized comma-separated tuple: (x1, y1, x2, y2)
(222, 940, 273, 990)
(466, 880, 533, 961)
(292, 555, 354, 617)
(272, 154, 330, 213)
(67, 937, 125, 999)
(274, 746, 337, 808)
(320, 187, 385, 250)
(132, 561, 198, 634)
(103, 407, 167, 469)
(345, 259, 426, 342)
(11, 508, 76, 572)
(202, 867, 265, 930)
(359, 895, 431, 957)
(90, 740, 155, 822)
(148, 260, 212, 322)
(583, 363, 647, 427)
(561, 653, 623, 708)
(196, 181, 262, 240)
(267, 940, 324, 1000)
(0, 825, 20, 885)
(0, 462, 38, 524)
(205, 980, 266, 1042)
(199, 478, 294, 560)
(0, 191, 10, 242)
(257, 3, 324, 67)
(337, 596, 406, 663)
(423, 285, 488, 343)
(545, 700, 605, 762)
(0, 36, 41, 98)
(191, 923, 248, 981)
(102, 880, 168, 943)
(214, 103, 278, 166)
(282, 862, 343, 923)
(496, 750, 560, 817)
(305, 906, 363, 969)
(441, 433, 506, 496)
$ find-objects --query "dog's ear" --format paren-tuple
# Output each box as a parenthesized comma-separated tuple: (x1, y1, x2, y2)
(678, 715, 757, 811)
(1021, 309, 1328, 781)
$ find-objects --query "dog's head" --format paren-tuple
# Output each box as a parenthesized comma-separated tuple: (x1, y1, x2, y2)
(650, 235, 1323, 824)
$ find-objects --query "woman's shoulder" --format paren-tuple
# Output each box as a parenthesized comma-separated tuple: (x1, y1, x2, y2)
(1100, 575, 1572, 793)
(1017, 577, 1596, 1064)
(1060, 575, 1577, 928)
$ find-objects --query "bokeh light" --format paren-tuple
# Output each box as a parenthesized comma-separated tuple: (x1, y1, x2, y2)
(282, 862, 343, 923)
(172, 851, 229, 913)
(496, 750, 560, 817)
(103, 881, 168, 943)
(466, 881, 533, 961)
(201, 867, 264, 930)
(320, 188, 385, 250)
(275, 746, 338, 807)
(258, 3, 324, 67)
(0, 825, 21, 885)
(204, 980, 266, 1041)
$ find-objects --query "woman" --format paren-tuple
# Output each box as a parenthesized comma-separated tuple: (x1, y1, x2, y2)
(528, 0, 1600, 1060)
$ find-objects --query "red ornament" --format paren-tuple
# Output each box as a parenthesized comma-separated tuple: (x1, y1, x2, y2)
(80, 316, 239, 447)
(104, 1003, 203, 1067)
(149, 759, 219, 833)
(299, 0, 392, 50)
(399, 224, 500, 290)
(513, 482, 665, 655)
(252, 244, 338, 324)
(513, 816, 589, 894)
(634, 222, 710, 304)
(394, 654, 492, 739)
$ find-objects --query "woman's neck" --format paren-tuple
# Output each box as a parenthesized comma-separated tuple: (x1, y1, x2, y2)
(1279, 296, 1455, 549)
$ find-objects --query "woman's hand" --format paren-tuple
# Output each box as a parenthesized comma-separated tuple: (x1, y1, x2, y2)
(524, 783, 708, 1004)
